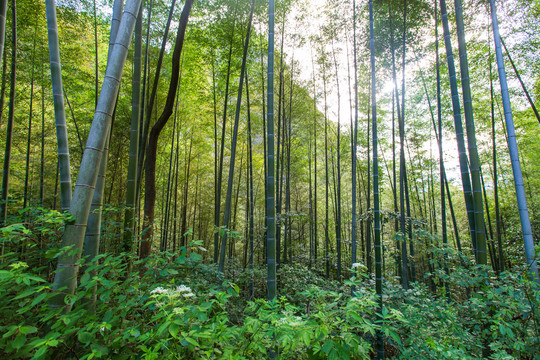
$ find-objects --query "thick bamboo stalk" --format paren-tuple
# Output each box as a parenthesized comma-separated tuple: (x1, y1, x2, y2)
(439, 0, 476, 257)
(45, 0, 72, 212)
(51, 0, 142, 308)
(490, 0, 538, 281)
(266, 0, 277, 300)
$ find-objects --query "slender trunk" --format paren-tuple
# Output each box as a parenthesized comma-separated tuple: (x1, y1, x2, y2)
(123, 4, 142, 252)
(141, 0, 193, 258)
(324, 64, 330, 278)
(370, 0, 384, 356)
(351, 0, 359, 270)
(0, 0, 7, 71)
(266, 0, 277, 300)
(24, 38, 36, 209)
(44, 0, 72, 212)
(454, 0, 487, 265)
(215, 0, 239, 263)
(435, 1, 449, 294)
(0, 0, 15, 225)
(246, 73, 255, 297)
(439, 0, 476, 257)
(218, 0, 256, 272)
(40, 58, 45, 206)
(0, 43, 7, 125)
(275, 24, 285, 266)
(366, 83, 372, 275)
(136, 0, 176, 210)
(489, 37, 504, 272)
(284, 59, 293, 264)
(161, 94, 179, 251)
(172, 114, 181, 251)
(331, 39, 342, 281)
(181, 137, 193, 248)
(490, 0, 538, 280)
(93, 0, 98, 106)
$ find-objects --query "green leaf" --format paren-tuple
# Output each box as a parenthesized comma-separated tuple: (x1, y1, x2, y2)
(169, 323, 180, 338)
(30, 293, 48, 307)
(3, 326, 19, 338)
(78, 331, 93, 344)
(13, 289, 36, 300)
(183, 336, 199, 347)
(19, 326, 38, 335)
(13, 334, 26, 350)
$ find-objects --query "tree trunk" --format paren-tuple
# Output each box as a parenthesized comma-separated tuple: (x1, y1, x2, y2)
(141, 0, 193, 258)
(123, 3, 143, 252)
(454, 0, 487, 265)
(369, 0, 384, 357)
(490, 0, 538, 280)
(439, 0, 476, 258)
(215, 0, 239, 263)
(266, 0, 277, 300)
(0, 0, 15, 225)
(23, 38, 35, 209)
(44, 0, 72, 213)
(51, 0, 143, 308)
(218, 0, 256, 272)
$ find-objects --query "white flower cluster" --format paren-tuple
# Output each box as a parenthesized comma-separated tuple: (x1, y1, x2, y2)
(276, 315, 303, 327)
(150, 285, 195, 298)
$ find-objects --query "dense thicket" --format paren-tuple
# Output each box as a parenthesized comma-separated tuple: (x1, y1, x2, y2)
(0, 0, 538, 358)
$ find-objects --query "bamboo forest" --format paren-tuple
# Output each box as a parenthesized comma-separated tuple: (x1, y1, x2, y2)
(0, 0, 539, 358)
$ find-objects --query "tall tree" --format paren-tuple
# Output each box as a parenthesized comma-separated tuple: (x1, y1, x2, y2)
(454, 0, 487, 265)
(489, 36, 504, 272)
(439, 0, 476, 257)
(214, 0, 239, 263)
(266, 0, 277, 300)
(23, 38, 36, 209)
(370, 0, 384, 357)
(490, 0, 538, 280)
(84, 0, 124, 272)
(44, 0, 72, 213)
(218, 0, 256, 272)
(123, 2, 143, 252)
(0, 0, 7, 70)
(0, 0, 14, 225)
(351, 0, 359, 271)
(141, 0, 193, 258)
(51, 0, 143, 308)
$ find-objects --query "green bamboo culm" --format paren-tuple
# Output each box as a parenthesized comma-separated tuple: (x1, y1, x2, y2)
(439, 0, 476, 256)
(0, 0, 15, 226)
(45, 0, 72, 213)
(123, 2, 143, 253)
(266, 0, 277, 301)
(0, 0, 8, 72)
(51, 0, 143, 309)
(218, 0, 256, 272)
(454, 0, 487, 265)
(489, 0, 538, 281)
(351, 0, 359, 272)
(84, 0, 124, 275)
(369, 0, 383, 357)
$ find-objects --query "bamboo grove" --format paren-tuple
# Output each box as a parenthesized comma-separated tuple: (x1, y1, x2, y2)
(0, 0, 539, 357)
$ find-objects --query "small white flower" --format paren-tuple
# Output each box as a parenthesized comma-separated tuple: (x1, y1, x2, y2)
(352, 262, 364, 269)
(151, 286, 167, 294)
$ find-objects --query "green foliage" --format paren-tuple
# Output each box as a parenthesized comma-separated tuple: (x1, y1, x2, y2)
(1, 203, 539, 360)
